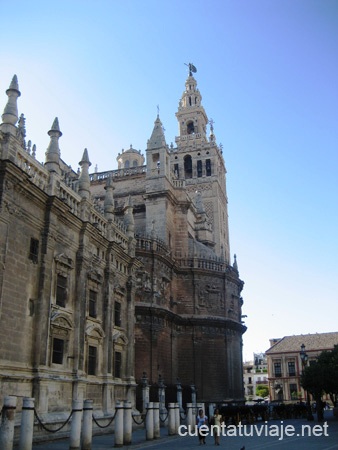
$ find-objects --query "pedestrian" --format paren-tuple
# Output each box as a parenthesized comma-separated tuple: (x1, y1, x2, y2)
(212, 408, 223, 445)
(196, 408, 208, 445)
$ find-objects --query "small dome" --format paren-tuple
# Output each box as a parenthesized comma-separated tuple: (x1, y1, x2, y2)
(116, 144, 145, 169)
(125, 144, 139, 154)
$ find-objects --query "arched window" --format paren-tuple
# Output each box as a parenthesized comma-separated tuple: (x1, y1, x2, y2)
(184, 155, 192, 179)
(187, 121, 195, 135)
(133, 160, 138, 167)
(124, 160, 130, 168)
(197, 160, 202, 177)
(206, 159, 211, 176)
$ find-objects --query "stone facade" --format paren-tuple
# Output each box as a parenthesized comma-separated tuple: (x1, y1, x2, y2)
(0, 71, 246, 418)
(243, 353, 268, 401)
(266, 332, 338, 402)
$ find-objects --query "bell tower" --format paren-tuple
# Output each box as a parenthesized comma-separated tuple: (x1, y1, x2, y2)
(175, 69, 209, 145)
(173, 65, 230, 263)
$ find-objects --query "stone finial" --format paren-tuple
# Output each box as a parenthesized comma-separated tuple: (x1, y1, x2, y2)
(78, 148, 92, 199)
(124, 195, 135, 236)
(104, 174, 115, 220)
(1, 75, 21, 131)
(209, 118, 216, 142)
(141, 372, 148, 387)
(233, 254, 238, 272)
(45, 117, 62, 173)
(79, 147, 91, 166)
(16, 113, 26, 147)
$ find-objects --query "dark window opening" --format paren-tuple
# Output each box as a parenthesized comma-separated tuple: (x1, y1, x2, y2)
(29, 238, 39, 263)
(88, 345, 97, 375)
(288, 361, 296, 376)
(184, 155, 192, 179)
(206, 159, 211, 176)
(124, 160, 130, 168)
(187, 121, 194, 134)
(174, 163, 179, 178)
(274, 362, 282, 377)
(114, 351, 122, 378)
(114, 301, 121, 327)
(52, 338, 64, 364)
(56, 274, 67, 307)
(89, 290, 97, 318)
(197, 160, 202, 177)
(189, 96, 191, 106)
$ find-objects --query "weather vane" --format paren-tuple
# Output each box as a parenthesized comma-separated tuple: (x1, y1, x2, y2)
(184, 62, 197, 76)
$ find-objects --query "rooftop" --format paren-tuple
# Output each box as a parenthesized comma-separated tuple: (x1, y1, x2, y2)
(266, 331, 338, 354)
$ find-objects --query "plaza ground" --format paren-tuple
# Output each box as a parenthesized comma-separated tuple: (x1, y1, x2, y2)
(29, 411, 338, 450)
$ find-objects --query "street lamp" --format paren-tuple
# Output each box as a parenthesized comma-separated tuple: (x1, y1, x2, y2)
(300, 344, 314, 421)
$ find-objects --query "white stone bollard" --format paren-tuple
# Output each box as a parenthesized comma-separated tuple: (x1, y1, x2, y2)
(175, 402, 180, 434)
(69, 399, 83, 450)
(81, 399, 93, 450)
(153, 402, 160, 439)
(123, 400, 132, 445)
(114, 401, 124, 448)
(145, 402, 154, 440)
(19, 397, 35, 450)
(146, 402, 154, 441)
(168, 402, 176, 435)
(186, 402, 194, 428)
(0, 396, 17, 450)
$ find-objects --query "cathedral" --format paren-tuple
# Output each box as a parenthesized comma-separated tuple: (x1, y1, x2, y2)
(0, 68, 246, 417)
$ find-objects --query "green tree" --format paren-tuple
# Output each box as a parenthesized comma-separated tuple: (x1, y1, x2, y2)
(300, 361, 325, 420)
(316, 345, 338, 406)
(256, 384, 269, 398)
(301, 345, 338, 421)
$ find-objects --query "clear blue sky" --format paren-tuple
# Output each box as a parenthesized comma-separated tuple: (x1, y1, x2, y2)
(1, 0, 337, 361)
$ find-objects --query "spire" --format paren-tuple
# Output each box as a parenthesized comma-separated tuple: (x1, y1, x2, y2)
(147, 115, 167, 150)
(78, 148, 92, 199)
(45, 117, 62, 173)
(1, 75, 21, 133)
(104, 174, 115, 220)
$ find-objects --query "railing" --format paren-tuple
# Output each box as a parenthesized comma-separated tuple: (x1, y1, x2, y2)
(172, 179, 186, 188)
(90, 209, 107, 236)
(90, 165, 147, 182)
(176, 257, 225, 272)
(135, 234, 170, 256)
(16, 148, 49, 191)
(135, 237, 227, 272)
(59, 185, 81, 216)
